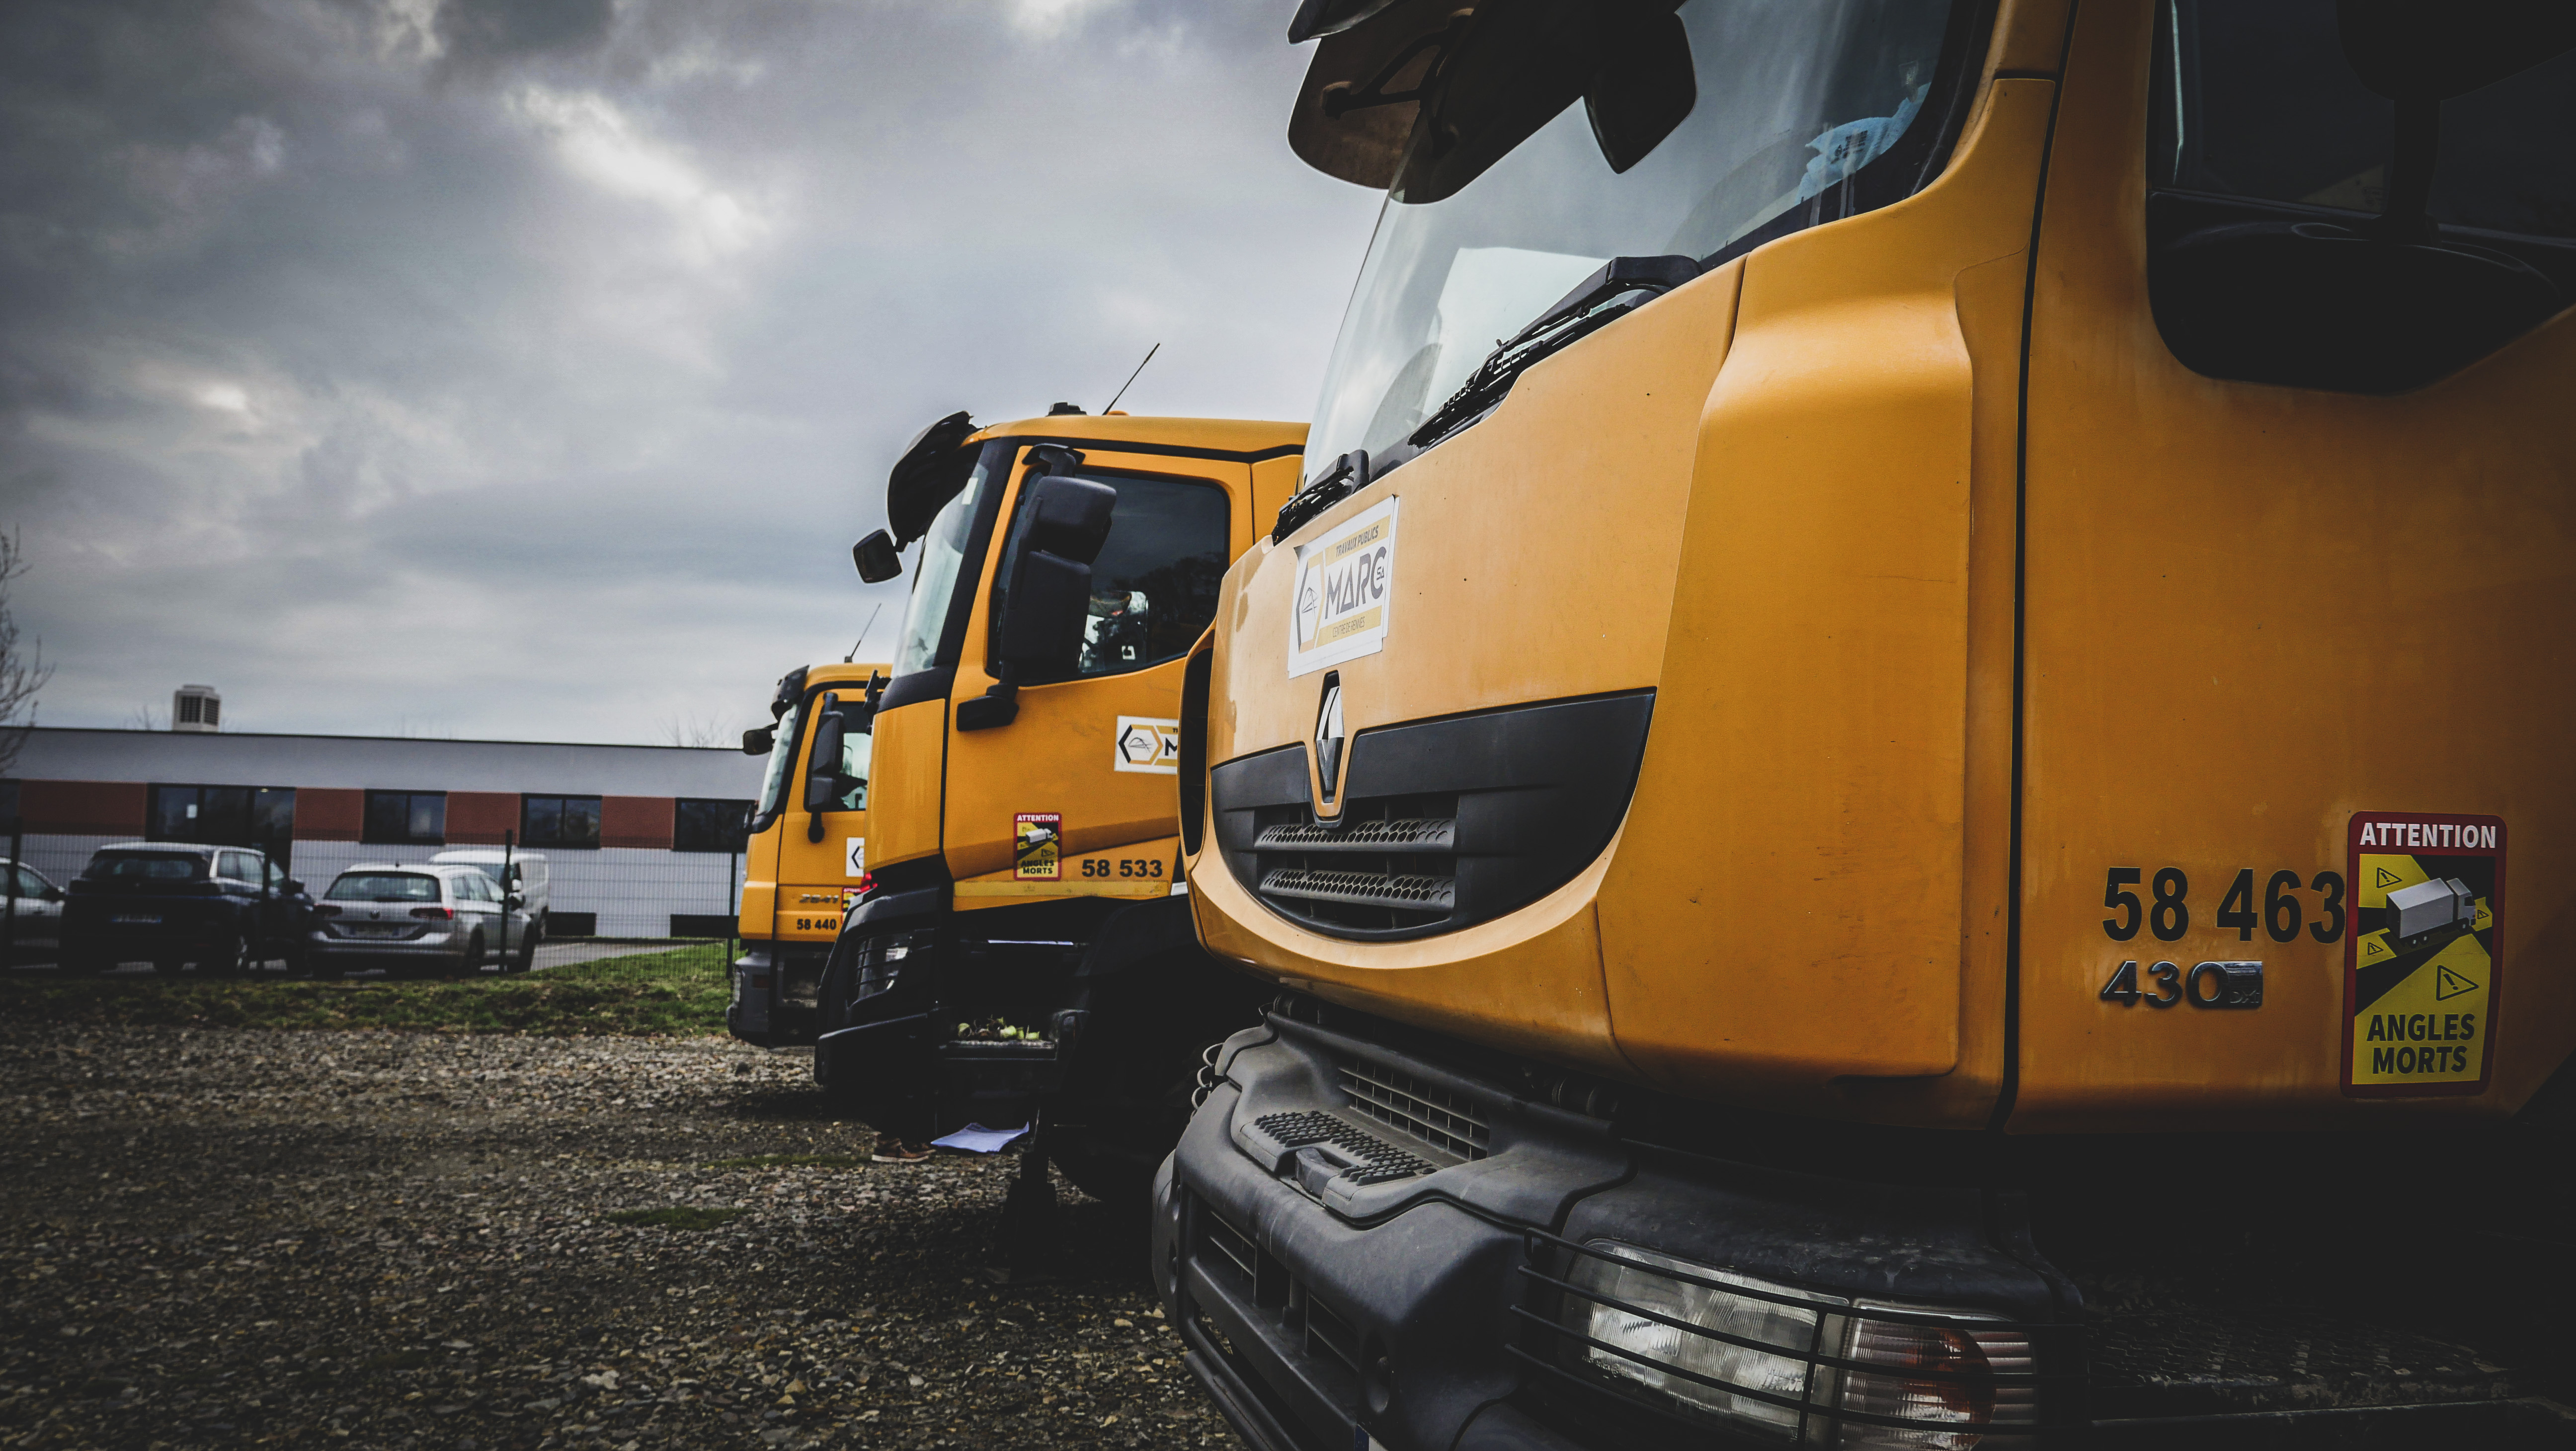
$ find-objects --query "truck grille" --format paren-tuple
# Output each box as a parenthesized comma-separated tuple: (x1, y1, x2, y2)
(1193, 1200, 1364, 1383)
(1250, 792, 1458, 933)
(1336, 1056, 1489, 1160)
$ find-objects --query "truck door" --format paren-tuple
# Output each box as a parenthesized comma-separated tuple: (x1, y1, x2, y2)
(943, 446, 1241, 893)
(774, 689, 875, 941)
(2012, 0, 2576, 1129)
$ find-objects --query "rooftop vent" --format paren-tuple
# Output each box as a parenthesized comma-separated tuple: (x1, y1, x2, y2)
(171, 684, 221, 733)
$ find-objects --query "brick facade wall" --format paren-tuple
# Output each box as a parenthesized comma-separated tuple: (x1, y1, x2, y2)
(445, 791, 520, 846)
(600, 796, 674, 851)
(294, 788, 363, 842)
(20, 781, 146, 836)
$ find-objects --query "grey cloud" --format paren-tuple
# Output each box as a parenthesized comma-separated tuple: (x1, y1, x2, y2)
(0, 0, 1380, 742)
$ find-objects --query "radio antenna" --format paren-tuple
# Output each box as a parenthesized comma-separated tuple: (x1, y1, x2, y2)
(1103, 342, 1160, 414)
(844, 602, 885, 664)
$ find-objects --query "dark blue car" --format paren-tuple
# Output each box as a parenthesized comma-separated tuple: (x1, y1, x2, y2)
(60, 843, 316, 975)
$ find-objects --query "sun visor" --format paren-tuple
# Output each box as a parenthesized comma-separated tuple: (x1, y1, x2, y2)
(885, 409, 980, 548)
(1288, 0, 1482, 190)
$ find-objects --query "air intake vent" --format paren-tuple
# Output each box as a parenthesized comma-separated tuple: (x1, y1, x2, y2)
(1256, 817, 1455, 852)
(1260, 867, 1455, 913)
(1337, 1056, 1490, 1160)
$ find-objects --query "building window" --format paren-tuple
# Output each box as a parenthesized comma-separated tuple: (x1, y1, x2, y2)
(149, 785, 298, 865)
(673, 798, 754, 854)
(364, 791, 447, 845)
(0, 780, 17, 828)
(521, 796, 602, 850)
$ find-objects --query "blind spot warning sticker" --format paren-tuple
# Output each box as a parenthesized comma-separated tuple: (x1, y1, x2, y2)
(2343, 812, 2503, 1097)
(844, 837, 868, 879)
(1014, 813, 1062, 881)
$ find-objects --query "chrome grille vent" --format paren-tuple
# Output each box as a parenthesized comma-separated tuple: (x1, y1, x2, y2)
(1255, 817, 1456, 852)
(1260, 868, 1455, 912)
(1337, 1055, 1490, 1160)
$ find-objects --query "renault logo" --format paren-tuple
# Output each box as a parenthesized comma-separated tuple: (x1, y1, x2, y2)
(1314, 671, 1344, 806)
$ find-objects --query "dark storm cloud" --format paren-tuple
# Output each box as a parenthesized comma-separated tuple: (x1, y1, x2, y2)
(0, 0, 1379, 740)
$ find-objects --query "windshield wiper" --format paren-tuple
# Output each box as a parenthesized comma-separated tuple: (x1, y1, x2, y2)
(1270, 255, 1701, 543)
(1408, 253, 1700, 452)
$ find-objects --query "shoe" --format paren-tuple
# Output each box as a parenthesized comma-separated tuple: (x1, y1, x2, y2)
(870, 1140, 933, 1163)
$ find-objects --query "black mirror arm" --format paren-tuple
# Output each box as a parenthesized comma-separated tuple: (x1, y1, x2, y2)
(2373, 95, 2443, 244)
(956, 664, 1020, 732)
(1319, 10, 1471, 118)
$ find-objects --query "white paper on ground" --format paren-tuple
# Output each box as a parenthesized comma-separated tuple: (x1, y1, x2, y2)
(930, 1123, 1030, 1154)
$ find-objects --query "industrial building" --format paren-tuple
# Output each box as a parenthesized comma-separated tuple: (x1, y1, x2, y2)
(1, 727, 763, 938)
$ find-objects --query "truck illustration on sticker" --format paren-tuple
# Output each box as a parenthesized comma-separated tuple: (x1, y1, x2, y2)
(2342, 812, 2503, 1096)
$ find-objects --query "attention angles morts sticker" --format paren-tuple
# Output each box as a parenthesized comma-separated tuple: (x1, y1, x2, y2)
(2342, 811, 2503, 1098)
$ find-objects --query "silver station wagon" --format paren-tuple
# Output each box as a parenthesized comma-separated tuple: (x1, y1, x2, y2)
(308, 863, 535, 978)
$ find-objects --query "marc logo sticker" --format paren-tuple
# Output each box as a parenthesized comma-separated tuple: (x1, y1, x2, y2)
(1114, 717, 1181, 775)
(1289, 496, 1397, 679)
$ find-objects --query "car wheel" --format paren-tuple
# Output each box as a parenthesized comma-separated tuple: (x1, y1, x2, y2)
(514, 926, 540, 973)
(458, 931, 484, 978)
(150, 958, 180, 976)
(201, 932, 254, 978)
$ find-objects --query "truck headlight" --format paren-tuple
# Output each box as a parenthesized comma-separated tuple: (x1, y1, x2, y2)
(1557, 1241, 2035, 1446)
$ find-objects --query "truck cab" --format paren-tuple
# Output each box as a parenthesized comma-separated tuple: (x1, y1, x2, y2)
(812, 409, 1304, 1201)
(1163, 2, 2575, 1448)
(728, 660, 887, 1047)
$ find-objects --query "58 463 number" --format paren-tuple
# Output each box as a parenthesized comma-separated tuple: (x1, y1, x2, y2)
(2101, 866, 2343, 945)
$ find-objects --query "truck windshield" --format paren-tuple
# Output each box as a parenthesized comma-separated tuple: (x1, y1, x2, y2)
(892, 451, 997, 676)
(1306, 0, 1954, 474)
(751, 697, 806, 832)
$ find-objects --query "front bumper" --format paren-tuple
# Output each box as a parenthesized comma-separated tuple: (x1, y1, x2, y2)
(729, 942, 831, 1048)
(1159, 1009, 2082, 1451)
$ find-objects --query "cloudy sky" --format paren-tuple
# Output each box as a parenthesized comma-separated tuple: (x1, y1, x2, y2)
(0, 0, 1379, 743)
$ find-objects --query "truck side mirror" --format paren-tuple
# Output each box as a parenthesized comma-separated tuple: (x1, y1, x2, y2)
(995, 475, 1117, 675)
(805, 710, 848, 813)
(742, 724, 775, 755)
(853, 529, 903, 584)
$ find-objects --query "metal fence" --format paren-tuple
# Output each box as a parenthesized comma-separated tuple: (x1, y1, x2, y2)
(3, 818, 745, 967)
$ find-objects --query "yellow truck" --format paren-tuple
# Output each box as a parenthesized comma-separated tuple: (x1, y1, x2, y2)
(726, 661, 887, 1048)
(814, 408, 1305, 1204)
(1159, 1, 2576, 1448)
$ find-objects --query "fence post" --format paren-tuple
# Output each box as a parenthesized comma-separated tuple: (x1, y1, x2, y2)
(724, 842, 739, 980)
(3, 815, 20, 972)
(502, 828, 517, 967)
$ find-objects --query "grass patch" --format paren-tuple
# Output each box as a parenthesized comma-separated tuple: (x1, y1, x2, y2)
(605, 1206, 748, 1230)
(701, 1153, 867, 1171)
(0, 945, 732, 1037)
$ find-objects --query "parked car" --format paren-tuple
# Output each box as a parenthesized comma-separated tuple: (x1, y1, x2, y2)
(1, 858, 68, 963)
(308, 863, 534, 978)
(429, 849, 550, 966)
(59, 843, 313, 975)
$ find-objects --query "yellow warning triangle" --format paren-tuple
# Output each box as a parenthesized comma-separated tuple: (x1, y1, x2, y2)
(2434, 964, 2480, 1001)
(2375, 866, 2406, 888)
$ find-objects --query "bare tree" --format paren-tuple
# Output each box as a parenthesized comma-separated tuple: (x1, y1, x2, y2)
(661, 712, 730, 749)
(126, 704, 164, 731)
(0, 531, 53, 779)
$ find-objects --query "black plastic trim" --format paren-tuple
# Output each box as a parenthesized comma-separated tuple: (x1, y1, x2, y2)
(996, 433, 1303, 465)
(1210, 691, 1653, 941)
(874, 667, 956, 714)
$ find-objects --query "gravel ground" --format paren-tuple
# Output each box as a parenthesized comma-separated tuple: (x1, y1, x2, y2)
(0, 1021, 1239, 1451)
